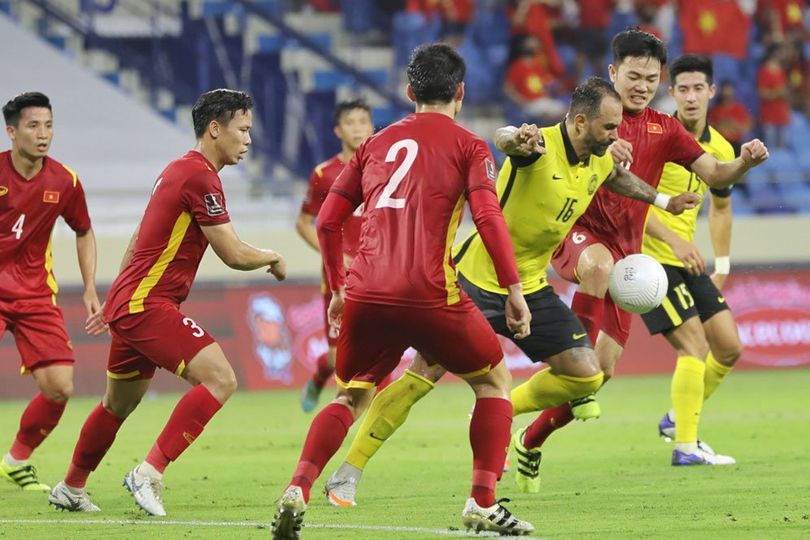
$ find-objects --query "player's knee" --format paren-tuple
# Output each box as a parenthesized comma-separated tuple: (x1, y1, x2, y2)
(102, 395, 140, 419)
(716, 342, 743, 366)
(207, 366, 238, 401)
(42, 380, 73, 402)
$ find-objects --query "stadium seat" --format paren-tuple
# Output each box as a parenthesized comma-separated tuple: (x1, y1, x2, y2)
(760, 148, 799, 175)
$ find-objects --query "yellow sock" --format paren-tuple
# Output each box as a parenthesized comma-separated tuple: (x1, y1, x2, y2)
(511, 368, 604, 416)
(671, 356, 706, 444)
(345, 369, 434, 470)
(703, 352, 733, 400)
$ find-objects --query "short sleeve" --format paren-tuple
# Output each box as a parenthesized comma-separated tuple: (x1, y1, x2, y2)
(182, 170, 231, 226)
(465, 137, 498, 195)
(666, 117, 705, 169)
(61, 179, 92, 233)
(301, 168, 328, 216)
(330, 148, 364, 206)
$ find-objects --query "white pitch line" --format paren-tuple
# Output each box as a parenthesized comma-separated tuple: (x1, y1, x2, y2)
(0, 519, 545, 538)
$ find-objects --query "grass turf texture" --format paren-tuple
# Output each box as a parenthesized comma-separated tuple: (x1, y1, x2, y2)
(0, 369, 808, 539)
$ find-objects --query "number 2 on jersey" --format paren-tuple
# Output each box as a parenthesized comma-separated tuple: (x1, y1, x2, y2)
(12, 214, 25, 240)
(375, 139, 418, 209)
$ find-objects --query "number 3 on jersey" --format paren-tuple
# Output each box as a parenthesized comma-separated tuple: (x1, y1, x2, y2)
(375, 139, 418, 209)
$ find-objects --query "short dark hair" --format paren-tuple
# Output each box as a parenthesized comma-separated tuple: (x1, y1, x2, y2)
(569, 77, 621, 119)
(192, 89, 254, 138)
(406, 43, 466, 104)
(3, 92, 52, 126)
(333, 98, 372, 126)
(611, 28, 667, 66)
(669, 54, 713, 85)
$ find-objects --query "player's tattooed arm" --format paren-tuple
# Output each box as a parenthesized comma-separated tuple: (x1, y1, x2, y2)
(493, 123, 546, 157)
(604, 166, 702, 215)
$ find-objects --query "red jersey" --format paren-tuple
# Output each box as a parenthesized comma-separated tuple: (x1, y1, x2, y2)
(301, 155, 362, 257)
(576, 108, 704, 255)
(326, 112, 515, 308)
(0, 151, 91, 300)
(758, 64, 791, 125)
(104, 151, 230, 322)
(505, 57, 553, 101)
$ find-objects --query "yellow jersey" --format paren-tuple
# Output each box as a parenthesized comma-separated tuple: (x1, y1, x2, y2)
(642, 124, 734, 267)
(455, 123, 615, 295)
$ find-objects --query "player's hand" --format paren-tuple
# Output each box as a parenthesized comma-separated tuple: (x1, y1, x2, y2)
(327, 288, 346, 331)
(510, 123, 546, 157)
(710, 272, 728, 290)
(83, 287, 102, 317)
(85, 303, 109, 336)
(266, 251, 287, 281)
(669, 236, 705, 276)
(740, 138, 769, 168)
(505, 284, 531, 339)
(609, 138, 634, 168)
(666, 192, 702, 215)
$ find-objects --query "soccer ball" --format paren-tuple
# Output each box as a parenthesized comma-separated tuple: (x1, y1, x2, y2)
(608, 254, 668, 314)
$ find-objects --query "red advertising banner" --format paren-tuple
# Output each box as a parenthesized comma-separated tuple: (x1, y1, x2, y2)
(2, 269, 809, 399)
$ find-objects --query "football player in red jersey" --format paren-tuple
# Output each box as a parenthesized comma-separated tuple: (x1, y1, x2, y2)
(272, 44, 535, 538)
(0, 92, 100, 493)
(48, 89, 287, 515)
(523, 29, 769, 462)
(297, 99, 374, 412)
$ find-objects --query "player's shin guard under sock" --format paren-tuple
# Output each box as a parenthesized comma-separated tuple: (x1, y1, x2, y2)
(703, 352, 733, 400)
(10, 393, 67, 461)
(148, 385, 222, 473)
(511, 368, 604, 416)
(66, 403, 125, 489)
(671, 356, 706, 446)
(292, 402, 354, 502)
(345, 369, 434, 471)
(522, 403, 575, 449)
(312, 352, 334, 389)
(571, 292, 605, 345)
(469, 398, 512, 507)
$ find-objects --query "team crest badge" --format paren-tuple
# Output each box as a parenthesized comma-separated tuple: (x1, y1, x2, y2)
(588, 174, 598, 195)
(43, 190, 60, 204)
(204, 193, 225, 216)
(485, 158, 496, 181)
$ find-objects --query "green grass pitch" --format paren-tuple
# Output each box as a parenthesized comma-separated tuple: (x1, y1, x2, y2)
(1, 369, 809, 539)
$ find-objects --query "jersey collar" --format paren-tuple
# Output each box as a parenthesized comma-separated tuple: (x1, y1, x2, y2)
(559, 122, 588, 166)
(673, 112, 711, 142)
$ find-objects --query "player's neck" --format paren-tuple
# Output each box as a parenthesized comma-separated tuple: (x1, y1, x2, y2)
(565, 123, 590, 162)
(681, 116, 707, 139)
(339, 146, 355, 163)
(413, 102, 457, 119)
(10, 150, 44, 180)
(194, 140, 224, 171)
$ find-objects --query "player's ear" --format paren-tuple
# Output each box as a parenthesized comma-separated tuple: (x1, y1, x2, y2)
(708, 83, 717, 100)
(406, 84, 416, 103)
(608, 64, 617, 83)
(6, 125, 14, 140)
(455, 82, 465, 103)
(208, 120, 220, 139)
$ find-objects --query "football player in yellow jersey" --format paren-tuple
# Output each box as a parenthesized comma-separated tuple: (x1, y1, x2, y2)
(321, 78, 701, 505)
(641, 54, 743, 466)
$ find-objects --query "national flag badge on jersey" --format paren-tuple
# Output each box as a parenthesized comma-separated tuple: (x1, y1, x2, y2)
(485, 158, 496, 181)
(43, 190, 60, 204)
(204, 193, 225, 216)
(647, 122, 663, 135)
(0, 186, 8, 197)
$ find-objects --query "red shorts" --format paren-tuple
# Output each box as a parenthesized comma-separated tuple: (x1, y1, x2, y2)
(551, 226, 632, 347)
(335, 296, 503, 388)
(0, 296, 74, 373)
(107, 303, 215, 381)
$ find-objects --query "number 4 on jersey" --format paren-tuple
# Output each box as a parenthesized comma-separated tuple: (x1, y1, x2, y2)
(12, 213, 25, 240)
(375, 139, 418, 209)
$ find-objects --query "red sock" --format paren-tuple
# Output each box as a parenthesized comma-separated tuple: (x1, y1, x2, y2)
(290, 402, 354, 502)
(469, 397, 512, 507)
(147, 385, 222, 472)
(10, 393, 67, 461)
(66, 403, 125, 488)
(571, 292, 605, 345)
(312, 352, 334, 389)
(523, 404, 575, 449)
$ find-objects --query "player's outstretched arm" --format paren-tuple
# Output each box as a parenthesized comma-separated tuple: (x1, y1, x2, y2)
(645, 212, 705, 276)
(75, 227, 101, 317)
(493, 123, 546, 157)
(708, 192, 733, 289)
(295, 211, 321, 252)
(690, 138, 769, 188)
(202, 222, 286, 280)
(604, 166, 702, 215)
